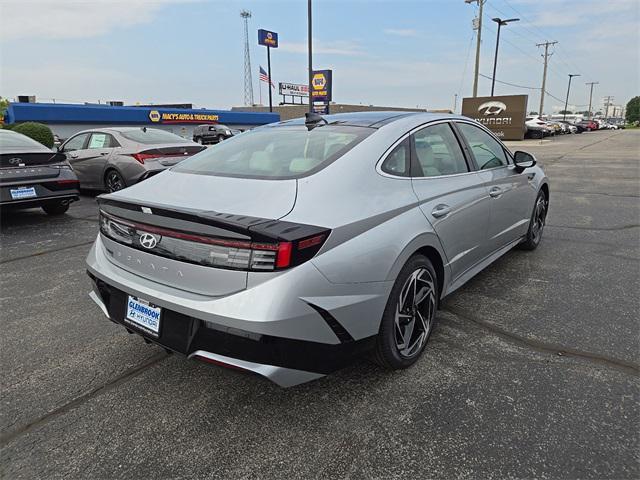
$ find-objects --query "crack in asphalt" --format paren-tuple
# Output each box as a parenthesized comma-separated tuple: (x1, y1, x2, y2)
(552, 190, 640, 199)
(443, 305, 640, 377)
(0, 352, 169, 447)
(0, 240, 96, 265)
(539, 131, 622, 164)
(547, 223, 640, 232)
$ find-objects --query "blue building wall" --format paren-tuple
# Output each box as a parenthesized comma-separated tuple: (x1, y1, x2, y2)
(6, 102, 279, 126)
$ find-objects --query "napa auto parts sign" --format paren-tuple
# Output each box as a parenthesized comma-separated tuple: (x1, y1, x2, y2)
(279, 83, 309, 97)
(461, 94, 527, 140)
(148, 110, 219, 124)
(311, 70, 332, 102)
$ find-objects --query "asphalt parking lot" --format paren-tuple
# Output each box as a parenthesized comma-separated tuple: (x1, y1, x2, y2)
(1, 130, 638, 479)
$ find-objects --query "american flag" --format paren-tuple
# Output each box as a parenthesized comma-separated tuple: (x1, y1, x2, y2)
(259, 66, 274, 88)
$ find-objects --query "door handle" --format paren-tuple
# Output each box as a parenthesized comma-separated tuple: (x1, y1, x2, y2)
(489, 187, 503, 198)
(431, 204, 451, 218)
(69, 154, 78, 159)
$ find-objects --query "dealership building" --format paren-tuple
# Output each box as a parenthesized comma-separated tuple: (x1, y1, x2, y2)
(4, 102, 280, 140)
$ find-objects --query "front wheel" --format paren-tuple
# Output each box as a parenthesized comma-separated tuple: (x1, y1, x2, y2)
(42, 201, 69, 216)
(520, 190, 548, 250)
(373, 255, 438, 369)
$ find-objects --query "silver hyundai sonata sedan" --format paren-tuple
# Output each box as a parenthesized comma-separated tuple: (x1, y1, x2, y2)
(86, 112, 549, 387)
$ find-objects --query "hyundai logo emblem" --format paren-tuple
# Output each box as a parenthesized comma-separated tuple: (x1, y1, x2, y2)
(139, 232, 160, 249)
(8, 157, 24, 166)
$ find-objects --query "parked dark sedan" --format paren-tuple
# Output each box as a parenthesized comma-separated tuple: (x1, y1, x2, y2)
(59, 127, 205, 192)
(0, 129, 79, 215)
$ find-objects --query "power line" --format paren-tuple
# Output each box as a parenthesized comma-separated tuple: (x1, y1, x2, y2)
(479, 73, 538, 90)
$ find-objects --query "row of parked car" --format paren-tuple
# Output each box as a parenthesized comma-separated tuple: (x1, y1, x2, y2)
(0, 124, 234, 215)
(525, 116, 624, 139)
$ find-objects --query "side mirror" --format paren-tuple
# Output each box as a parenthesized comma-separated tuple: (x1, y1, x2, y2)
(513, 150, 536, 172)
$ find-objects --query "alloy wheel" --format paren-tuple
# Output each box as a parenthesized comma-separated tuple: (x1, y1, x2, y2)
(106, 171, 124, 192)
(393, 268, 437, 358)
(531, 195, 547, 244)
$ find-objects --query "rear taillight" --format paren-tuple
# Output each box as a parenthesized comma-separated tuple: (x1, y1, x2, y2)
(130, 153, 160, 164)
(56, 179, 79, 186)
(98, 211, 329, 271)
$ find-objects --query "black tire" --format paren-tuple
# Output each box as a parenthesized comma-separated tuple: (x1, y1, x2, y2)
(104, 169, 126, 192)
(42, 201, 69, 216)
(373, 254, 439, 369)
(216, 135, 224, 143)
(520, 190, 548, 250)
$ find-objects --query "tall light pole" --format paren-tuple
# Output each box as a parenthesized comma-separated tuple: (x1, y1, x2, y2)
(307, 0, 313, 113)
(490, 17, 519, 97)
(465, 0, 485, 98)
(585, 81, 598, 120)
(563, 73, 580, 122)
(240, 10, 254, 106)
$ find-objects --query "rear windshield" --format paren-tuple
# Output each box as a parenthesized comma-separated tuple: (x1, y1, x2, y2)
(0, 130, 50, 150)
(120, 128, 191, 145)
(173, 124, 373, 179)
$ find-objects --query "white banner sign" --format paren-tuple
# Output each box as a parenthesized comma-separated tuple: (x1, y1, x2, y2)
(279, 83, 309, 97)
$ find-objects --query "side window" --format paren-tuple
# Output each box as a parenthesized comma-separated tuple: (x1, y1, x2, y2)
(87, 133, 115, 149)
(412, 123, 469, 177)
(456, 123, 508, 170)
(62, 133, 89, 152)
(381, 138, 410, 177)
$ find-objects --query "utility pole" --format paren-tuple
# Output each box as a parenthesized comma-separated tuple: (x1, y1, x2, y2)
(585, 81, 598, 120)
(603, 95, 614, 120)
(307, 0, 313, 113)
(536, 41, 557, 117)
(563, 74, 580, 122)
(465, 0, 485, 97)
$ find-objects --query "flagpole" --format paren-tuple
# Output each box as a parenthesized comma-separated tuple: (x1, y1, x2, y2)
(259, 72, 262, 106)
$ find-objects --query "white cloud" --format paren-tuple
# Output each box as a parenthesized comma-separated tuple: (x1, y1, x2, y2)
(0, 0, 200, 41)
(279, 40, 363, 56)
(383, 28, 418, 37)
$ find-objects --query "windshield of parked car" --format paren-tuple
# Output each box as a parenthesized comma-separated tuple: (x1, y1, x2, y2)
(173, 124, 373, 179)
(120, 128, 191, 144)
(0, 130, 50, 150)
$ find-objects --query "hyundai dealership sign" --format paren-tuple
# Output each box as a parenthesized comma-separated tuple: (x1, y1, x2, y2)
(462, 95, 527, 140)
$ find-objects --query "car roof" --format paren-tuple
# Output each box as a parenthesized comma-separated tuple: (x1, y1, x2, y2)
(276, 111, 458, 128)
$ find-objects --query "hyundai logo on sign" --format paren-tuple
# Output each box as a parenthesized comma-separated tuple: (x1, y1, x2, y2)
(139, 233, 160, 249)
(478, 101, 508, 116)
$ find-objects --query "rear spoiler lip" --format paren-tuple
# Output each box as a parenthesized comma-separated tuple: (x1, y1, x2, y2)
(97, 196, 327, 243)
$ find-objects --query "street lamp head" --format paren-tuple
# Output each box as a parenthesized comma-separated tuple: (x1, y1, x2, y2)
(492, 17, 519, 25)
(569, 73, 581, 78)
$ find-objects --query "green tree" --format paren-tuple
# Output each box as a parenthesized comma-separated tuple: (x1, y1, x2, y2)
(0, 97, 9, 128)
(626, 96, 640, 123)
(559, 110, 573, 114)
(13, 122, 55, 148)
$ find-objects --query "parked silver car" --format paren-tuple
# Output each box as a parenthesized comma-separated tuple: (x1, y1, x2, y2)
(1, 129, 79, 215)
(59, 127, 205, 192)
(86, 112, 549, 387)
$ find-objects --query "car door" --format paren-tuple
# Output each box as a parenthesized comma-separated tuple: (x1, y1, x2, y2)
(82, 132, 119, 187)
(61, 133, 91, 184)
(408, 122, 492, 282)
(455, 121, 536, 253)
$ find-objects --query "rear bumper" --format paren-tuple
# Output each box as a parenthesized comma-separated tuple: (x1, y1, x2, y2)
(87, 271, 374, 387)
(85, 235, 389, 386)
(0, 183, 79, 207)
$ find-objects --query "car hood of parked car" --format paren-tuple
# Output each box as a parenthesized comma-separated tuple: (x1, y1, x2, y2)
(101, 169, 297, 220)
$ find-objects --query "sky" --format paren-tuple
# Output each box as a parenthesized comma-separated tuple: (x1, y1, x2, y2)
(1, 0, 638, 115)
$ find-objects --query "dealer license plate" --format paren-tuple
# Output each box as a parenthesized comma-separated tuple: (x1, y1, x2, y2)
(125, 295, 161, 337)
(10, 186, 37, 200)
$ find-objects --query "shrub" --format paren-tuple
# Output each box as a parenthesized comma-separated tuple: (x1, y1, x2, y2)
(626, 96, 640, 124)
(12, 122, 54, 148)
